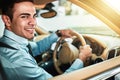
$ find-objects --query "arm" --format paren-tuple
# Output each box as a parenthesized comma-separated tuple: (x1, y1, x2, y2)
(30, 33, 58, 56)
(31, 29, 77, 56)
(65, 45, 92, 73)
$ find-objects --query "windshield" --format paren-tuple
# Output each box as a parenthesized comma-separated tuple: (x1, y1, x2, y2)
(36, 1, 119, 37)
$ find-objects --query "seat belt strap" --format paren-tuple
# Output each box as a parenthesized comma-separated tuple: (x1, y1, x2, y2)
(0, 42, 16, 49)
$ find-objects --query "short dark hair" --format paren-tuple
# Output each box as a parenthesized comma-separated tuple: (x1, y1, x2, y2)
(0, 0, 34, 20)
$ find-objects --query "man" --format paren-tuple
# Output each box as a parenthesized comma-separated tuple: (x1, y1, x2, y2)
(0, 0, 92, 80)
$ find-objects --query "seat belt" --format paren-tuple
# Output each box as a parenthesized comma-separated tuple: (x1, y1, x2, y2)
(0, 42, 16, 49)
(0, 42, 34, 57)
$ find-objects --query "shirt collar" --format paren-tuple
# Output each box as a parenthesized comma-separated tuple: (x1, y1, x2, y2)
(4, 29, 29, 46)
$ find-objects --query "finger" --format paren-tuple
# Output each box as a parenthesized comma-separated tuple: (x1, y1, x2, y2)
(83, 45, 90, 48)
(79, 46, 83, 49)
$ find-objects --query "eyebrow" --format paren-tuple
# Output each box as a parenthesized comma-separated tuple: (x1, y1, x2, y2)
(19, 13, 37, 17)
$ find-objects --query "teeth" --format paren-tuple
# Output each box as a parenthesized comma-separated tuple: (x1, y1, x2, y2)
(26, 28, 35, 34)
(26, 28, 34, 31)
(27, 29, 33, 30)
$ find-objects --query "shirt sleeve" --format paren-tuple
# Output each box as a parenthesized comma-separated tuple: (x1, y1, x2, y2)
(65, 59, 84, 73)
(115, 73, 120, 80)
(15, 57, 53, 80)
(30, 33, 58, 56)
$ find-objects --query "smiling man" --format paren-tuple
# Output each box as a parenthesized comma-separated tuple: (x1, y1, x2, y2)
(0, 0, 92, 80)
(4, 1, 37, 40)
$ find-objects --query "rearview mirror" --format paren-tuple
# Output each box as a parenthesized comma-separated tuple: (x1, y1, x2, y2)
(40, 3, 57, 18)
(40, 9, 57, 18)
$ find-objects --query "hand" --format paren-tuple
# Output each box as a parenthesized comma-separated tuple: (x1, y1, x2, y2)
(79, 45, 92, 62)
(56, 29, 78, 38)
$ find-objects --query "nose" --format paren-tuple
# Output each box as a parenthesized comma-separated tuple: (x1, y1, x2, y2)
(28, 17, 36, 26)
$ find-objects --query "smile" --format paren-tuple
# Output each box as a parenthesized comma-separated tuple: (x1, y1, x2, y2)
(26, 28, 35, 34)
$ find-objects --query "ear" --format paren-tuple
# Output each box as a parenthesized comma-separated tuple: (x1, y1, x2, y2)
(2, 15, 11, 27)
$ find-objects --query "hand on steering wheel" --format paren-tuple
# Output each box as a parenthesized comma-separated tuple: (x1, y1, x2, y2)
(53, 30, 87, 74)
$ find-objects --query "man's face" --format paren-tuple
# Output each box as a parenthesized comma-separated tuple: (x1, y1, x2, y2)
(7, 2, 37, 39)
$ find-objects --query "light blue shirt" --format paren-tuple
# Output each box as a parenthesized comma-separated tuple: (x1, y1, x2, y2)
(0, 29, 83, 80)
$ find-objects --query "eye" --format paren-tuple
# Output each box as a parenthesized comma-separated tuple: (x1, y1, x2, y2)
(21, 15, 29, 19)
(34, 14, 38, 18)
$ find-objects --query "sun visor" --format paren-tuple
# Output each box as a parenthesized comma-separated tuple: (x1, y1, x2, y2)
(34, 0, 56, 5)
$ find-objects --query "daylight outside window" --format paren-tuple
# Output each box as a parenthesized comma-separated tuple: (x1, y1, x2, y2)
(36, 0, 119, 37)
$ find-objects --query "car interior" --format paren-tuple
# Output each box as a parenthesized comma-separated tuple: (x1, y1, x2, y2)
(1, 0, 120, 80)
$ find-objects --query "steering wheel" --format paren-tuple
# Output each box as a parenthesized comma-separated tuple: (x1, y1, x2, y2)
(53, 33, 109, 74)
(53, 33, 86, 74)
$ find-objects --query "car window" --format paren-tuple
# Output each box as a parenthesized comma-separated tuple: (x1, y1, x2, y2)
(36, 1, 119, 37)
